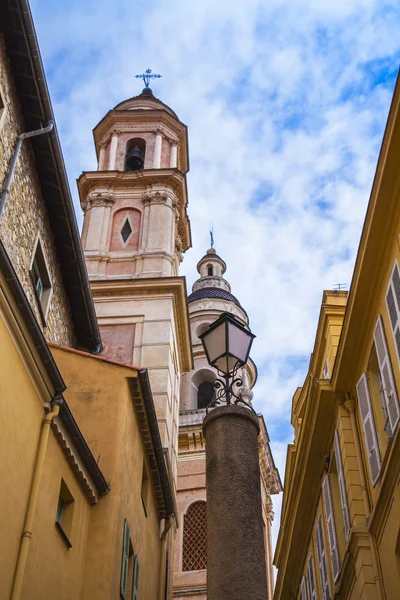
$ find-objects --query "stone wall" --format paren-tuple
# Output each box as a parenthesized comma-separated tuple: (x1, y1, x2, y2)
(0, 36, 75, 347)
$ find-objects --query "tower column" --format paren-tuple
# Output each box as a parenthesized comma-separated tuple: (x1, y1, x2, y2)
(170, 144, 178, 168)
(108, 134, 118, 170)
(203, 405, 268, 600)
(153, 131, 163, 168)
(98, 145, 106, 171)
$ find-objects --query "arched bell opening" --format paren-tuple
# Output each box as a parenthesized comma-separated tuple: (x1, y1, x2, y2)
(191, 368, 216, 410)
(125, 138, 146, 172)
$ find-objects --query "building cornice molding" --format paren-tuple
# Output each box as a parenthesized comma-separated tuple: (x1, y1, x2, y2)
(274, 380, 336, 598)
(52, 417, 99, 505)
(332, 74, 400, 392)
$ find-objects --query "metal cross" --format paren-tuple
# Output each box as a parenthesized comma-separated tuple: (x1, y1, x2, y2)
(135, 68, 162, 88)
(209, 226, 214, 249)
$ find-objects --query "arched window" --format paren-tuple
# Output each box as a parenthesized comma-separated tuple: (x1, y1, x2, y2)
(207, 264, 213, 276)
(182, 501, 207, 571)
(197, 381, 215, 409)
(125, 138, 146, 171)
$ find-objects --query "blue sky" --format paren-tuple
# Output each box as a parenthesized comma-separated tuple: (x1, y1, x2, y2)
(31, 0, 400, 553)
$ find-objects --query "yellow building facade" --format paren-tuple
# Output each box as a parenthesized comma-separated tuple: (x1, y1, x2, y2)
(274, 74, 400, 600)
(0, 2, 176, 599)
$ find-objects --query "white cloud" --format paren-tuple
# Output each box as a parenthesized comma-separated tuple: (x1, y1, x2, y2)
(31, 0, 400, 569)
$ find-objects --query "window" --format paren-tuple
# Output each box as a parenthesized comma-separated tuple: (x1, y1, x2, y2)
(300, 575, 308, 600)
(182, 501, 207, 571)
(55, 479, 74, 548)
(197, 381, 215, 409)
(356, 372, 381, 486)
(322, 359, 329, 379)
(386, 260, 400, 367)
(120, 519, 140, 600)
(121, 219, 133, 243)
(307, 555, 317, 600)
(333, 430, 351, 541)
(321, 475, 340, 582)
(315, 516, 331, 600)
(30, 238, 52, 321)
(125, 138, 146, 171)
(207, 264, 213, 276)
(140, 461, 149, 516)
(373, 315, 400, 436)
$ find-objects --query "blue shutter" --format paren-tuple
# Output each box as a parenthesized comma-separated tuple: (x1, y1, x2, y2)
(120, 519, 130, 599)
(132, 554, 140, 600)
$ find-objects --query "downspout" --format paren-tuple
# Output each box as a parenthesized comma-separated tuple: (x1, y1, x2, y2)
(158, 516, 174, 600)
(344, 397, 385, 600)
(0, 121, 54, 217)
(10, 396, 62, 600)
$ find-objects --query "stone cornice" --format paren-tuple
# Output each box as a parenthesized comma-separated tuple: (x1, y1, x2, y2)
(90, 277, 193, 373)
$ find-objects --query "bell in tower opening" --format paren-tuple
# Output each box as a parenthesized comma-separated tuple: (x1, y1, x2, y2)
(125, 138, 145, 171)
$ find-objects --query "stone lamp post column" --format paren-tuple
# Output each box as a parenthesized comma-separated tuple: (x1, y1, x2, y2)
(202, 404, 267, 600)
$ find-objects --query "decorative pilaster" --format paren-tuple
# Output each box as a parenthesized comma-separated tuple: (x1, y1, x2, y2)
(108, 134, 118, 170)
(170, 144, 178, 168)
(80, 192, 115, 252)
(153, 130, 163, 168)
(98, 145, 106, 171)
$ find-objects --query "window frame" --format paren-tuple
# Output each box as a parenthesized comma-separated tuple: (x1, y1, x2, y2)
(55, 479, 74, 548)
(29, 235, 52, 324)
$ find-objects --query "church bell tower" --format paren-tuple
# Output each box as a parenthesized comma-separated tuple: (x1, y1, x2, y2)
(78, 85, 192, 480)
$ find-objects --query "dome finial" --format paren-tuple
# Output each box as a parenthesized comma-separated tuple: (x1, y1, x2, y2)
(135, 68, 162, 89)
(209, 225, 215, 249)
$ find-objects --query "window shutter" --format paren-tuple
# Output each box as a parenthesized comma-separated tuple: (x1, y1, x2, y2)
(322, 475, 341, 582)
(316, 517, 331, 600)
(374, 315, 400, 435)
(356, 373, 381, 486)
(333, 430, 351, 540)
(132, 554, 140, 600)
(301, 575, 308, 600)
(386, 261, 400, 367)
(120, 519, 130, 600)
(307, 555, 317, 600)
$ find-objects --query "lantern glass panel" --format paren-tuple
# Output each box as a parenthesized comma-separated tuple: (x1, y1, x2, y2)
(214, 354, 238, 374)
(227, 321, 252, 364)
(202, 320, 226, 365)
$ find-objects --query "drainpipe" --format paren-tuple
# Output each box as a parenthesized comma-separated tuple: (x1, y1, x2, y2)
(158, 516, 173, 600)
(10, 396, 62, 600)
(344, 397, 385, 600)
(0, 121, 54, 218)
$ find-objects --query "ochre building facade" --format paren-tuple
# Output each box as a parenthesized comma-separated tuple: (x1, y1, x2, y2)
(274, 74, 400, 600)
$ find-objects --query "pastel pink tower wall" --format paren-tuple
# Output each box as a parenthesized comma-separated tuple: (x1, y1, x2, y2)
(78, 88, 192, 500)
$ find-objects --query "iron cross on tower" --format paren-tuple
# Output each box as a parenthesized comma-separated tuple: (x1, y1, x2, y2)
(135, 68, 162, 88)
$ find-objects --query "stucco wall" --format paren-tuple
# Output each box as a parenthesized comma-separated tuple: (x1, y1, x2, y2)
(0, 311, 45, 598)
(0, 36, 75, 346)
(52, 347, 162, 600)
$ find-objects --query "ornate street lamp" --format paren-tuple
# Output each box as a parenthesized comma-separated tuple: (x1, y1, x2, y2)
(199, 312, 256, 412)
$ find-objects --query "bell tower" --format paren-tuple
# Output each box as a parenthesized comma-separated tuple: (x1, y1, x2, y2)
(78, 86, 192, 480)
(79, 87, 190, 280)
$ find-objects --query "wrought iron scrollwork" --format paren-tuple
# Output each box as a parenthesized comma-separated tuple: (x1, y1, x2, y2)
(205, 361, 256, 415)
